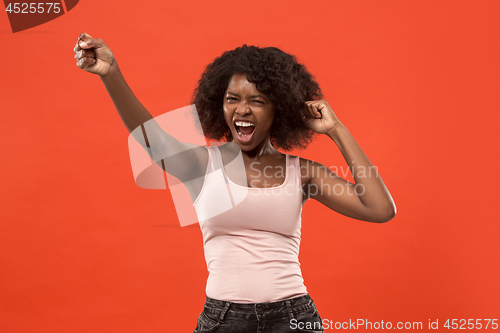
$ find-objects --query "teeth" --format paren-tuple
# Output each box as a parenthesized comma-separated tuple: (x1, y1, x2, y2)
(235, 121, 254, 127)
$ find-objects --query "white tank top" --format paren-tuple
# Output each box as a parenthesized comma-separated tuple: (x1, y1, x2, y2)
(193, 146, 308, 303)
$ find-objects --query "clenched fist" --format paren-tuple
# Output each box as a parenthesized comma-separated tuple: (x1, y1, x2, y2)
(74, 32, 116, 77)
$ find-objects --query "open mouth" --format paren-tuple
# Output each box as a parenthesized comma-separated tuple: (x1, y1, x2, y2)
(234, 121, 256, 143)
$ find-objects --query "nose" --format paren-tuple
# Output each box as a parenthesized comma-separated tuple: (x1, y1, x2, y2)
(235, 101, 251, 116)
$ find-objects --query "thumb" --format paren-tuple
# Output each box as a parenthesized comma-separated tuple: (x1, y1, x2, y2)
(78, 32, 104, 49)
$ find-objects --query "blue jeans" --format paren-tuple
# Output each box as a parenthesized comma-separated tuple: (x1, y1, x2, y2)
(193, 294, 325, 333)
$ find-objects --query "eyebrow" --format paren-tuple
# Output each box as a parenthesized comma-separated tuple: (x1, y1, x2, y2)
(226, 91, 267, 99)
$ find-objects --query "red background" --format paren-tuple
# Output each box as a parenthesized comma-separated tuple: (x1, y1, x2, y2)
(1, 1, 499, 332)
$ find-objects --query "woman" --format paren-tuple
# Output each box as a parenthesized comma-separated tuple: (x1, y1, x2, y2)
(74, 32, 396, 332)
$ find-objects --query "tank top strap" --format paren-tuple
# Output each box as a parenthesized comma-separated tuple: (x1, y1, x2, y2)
(286, 154, 302, 188)
(204, 146, 215, 174)
(211, 146, 223, 171)
(210, 146, 232, 186)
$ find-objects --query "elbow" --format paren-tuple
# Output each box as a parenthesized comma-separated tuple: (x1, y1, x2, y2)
(377, 210, 396, 223)
(370, 204, 397, 223)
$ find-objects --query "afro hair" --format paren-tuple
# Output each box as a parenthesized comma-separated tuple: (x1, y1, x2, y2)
(192, 45, 322, 151)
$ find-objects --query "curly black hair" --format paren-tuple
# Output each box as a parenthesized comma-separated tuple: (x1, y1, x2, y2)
(192, 45, 322, 151)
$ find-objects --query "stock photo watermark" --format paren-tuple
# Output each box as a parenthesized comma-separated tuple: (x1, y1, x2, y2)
(128, 105, 383, 226)
(3, 1, 79, 33)
(290, 318, 499, 330)
(246, 161, 378, 198)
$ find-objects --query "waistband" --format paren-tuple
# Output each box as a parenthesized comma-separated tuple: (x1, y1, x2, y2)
(203, 294, 316, 323)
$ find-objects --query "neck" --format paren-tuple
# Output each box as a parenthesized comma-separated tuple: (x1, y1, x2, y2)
(228, 137, 279, 159)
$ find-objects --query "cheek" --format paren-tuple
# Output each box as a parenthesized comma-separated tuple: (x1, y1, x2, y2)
(223, 109, 232, 128)
(223, 102, 232, 116)
(266, 109, 277, 124)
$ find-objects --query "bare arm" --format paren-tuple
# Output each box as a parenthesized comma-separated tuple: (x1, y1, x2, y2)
(73, 33, 207, 182)
(302, 100, 396, 223)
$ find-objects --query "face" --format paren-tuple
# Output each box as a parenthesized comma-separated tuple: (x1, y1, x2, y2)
(223, 74, 276, 152)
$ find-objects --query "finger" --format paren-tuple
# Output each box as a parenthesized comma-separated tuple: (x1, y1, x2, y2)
(79, 35, 105, 50)
(78, 32, 92, 41)
(80, 37, 105, 50)
(313, 104, 322, 118)
(77, 32, 92, 48)
(81, 49, 96, 58)
(74, 40, 81, 52)
(305, 103, 321, 118)
(308, 102, 323, 118)
(74, 33, 89, 51)
(306, 104, 313, 117)
(303, 103, 313, 118)
(301, 104, 310, 119)
(74, 49, 96, 60)
(76, 56, 96, 70)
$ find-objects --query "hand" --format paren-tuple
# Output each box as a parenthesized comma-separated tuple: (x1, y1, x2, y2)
(302, 100, 344, 135)
(74, 32, 116, 77)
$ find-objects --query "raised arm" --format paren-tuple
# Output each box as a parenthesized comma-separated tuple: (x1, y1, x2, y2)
(73, 33, 207, 183)
(301, 100, 396, 223)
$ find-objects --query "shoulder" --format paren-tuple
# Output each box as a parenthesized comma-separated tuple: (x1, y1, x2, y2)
(182, 143, 209, 176)
(298, 157, 335, 186)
